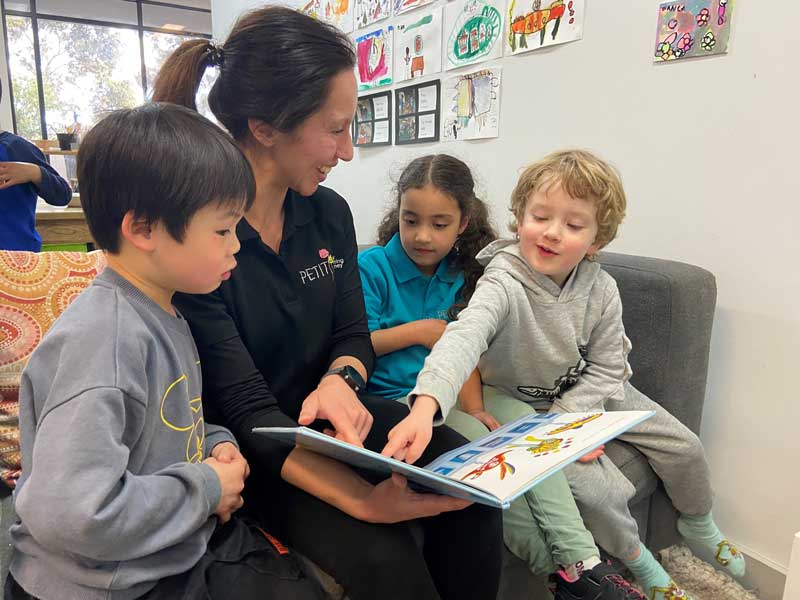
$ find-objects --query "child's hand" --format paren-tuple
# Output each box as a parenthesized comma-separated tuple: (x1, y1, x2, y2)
(211, 442, 250, 479)
(204, 456, 246, 523)
(381, 395, 439, 464)
(418, 319, 448, 349)
(468, 410, 501, 431)
(0, 162, 41, 189)
(577, 444, 605, 463)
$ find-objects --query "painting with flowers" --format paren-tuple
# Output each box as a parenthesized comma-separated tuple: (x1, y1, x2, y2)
(654, 0, 734, 62)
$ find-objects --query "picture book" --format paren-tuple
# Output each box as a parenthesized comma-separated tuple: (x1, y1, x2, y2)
(254, 410, 654, 509)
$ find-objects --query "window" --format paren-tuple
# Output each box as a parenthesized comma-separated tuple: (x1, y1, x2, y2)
(1, 0, 212, 138)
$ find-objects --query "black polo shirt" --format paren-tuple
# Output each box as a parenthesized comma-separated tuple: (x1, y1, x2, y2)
(175, 186, 374, 480)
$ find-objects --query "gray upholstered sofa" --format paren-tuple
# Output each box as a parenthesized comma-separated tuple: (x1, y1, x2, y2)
(0, 250, 717, 600)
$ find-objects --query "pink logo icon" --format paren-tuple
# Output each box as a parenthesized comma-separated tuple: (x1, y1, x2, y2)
(319, 248, 330, 259)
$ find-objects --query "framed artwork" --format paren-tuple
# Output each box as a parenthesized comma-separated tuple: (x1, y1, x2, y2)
(394, 80, 440, 145)
(353, 90, 392, 146)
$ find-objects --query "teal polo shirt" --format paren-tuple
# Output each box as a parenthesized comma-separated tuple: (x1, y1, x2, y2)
(358, 233, 464, 400)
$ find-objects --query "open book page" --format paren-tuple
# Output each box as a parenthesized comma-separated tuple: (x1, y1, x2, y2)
(254, 410, 653, 508)
(425, 411, 654, 505)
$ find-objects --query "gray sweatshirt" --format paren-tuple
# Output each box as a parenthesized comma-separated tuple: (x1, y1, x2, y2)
(10, 268, 234, 600)
(410, 239, 633, 422)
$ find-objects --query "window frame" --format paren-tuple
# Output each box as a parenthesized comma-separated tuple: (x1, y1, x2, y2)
(1, 0, 211, 138)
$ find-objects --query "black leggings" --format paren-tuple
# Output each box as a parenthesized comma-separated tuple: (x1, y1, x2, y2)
(251, 395, 503, 600)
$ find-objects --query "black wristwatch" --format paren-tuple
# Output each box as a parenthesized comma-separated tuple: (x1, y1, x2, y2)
(323, 365, 365, 393)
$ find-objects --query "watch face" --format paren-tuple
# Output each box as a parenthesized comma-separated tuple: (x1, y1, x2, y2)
(343, 365, 365, 389)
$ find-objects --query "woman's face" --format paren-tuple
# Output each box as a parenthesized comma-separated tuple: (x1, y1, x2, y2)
(271, 69, 357, 197)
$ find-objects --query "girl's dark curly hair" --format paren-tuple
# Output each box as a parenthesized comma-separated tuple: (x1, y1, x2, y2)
(376, 154, 497, 319)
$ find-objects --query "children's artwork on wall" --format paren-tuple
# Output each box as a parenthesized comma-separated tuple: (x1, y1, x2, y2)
(356, 26, 394, 90)
(505, 0, 584, 55)
(394, 8, 442, 83)
(394, 80, 441, 144)
(356, 0, 391, 28)
(291, 0, 321, 18)
(442, 67, 501, 141)
(393, 0, 435, 17)
(444, 0, 504, 71)
(654, 0, 734, 62)
(353, 90, 392, 146)
(321, 0, 354, 32)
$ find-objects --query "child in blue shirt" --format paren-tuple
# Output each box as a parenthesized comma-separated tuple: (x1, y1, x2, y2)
(359, 154, 643, 600)
(0, 82, 72, 251)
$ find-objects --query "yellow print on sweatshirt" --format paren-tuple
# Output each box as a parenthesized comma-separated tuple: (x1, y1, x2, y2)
(160, 371, 205, 463)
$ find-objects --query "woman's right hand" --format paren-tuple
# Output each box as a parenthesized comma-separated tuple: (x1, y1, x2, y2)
(358, 473, 472, 523)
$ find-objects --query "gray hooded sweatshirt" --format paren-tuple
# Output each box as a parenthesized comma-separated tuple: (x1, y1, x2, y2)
(409, 239, 633, 422)
(10, 268, 233, 600)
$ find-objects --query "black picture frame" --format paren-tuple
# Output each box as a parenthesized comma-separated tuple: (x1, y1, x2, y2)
(394, 79, 441, 145)
(352, 90, 392, 147)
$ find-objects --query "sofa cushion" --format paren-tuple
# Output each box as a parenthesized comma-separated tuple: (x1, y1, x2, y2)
(0, 250, 106, 490)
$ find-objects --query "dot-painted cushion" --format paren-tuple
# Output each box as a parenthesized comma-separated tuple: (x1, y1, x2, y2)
(0, 250, 106, 489)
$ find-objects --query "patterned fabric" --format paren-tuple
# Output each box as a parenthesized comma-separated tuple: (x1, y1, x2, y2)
(0, 250, 106, 489)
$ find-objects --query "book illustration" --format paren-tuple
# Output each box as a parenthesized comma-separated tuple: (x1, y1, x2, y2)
(460, 450, 516, 481)
(546, 413, 602, 434)
(510, 435, 573, 457)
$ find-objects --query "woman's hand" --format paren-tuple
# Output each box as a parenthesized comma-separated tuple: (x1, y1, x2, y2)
(381, 395, 439, 464)
(298, 374, 373, 446)
(468, 410, 501, 432)
(357, 473, 472, 523)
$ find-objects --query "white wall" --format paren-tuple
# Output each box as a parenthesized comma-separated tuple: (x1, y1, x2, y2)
(0, 7, 15, 131)
(212, 0, 800, 571)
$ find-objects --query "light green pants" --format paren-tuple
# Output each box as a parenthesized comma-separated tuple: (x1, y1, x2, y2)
(443, 386, 599, 576)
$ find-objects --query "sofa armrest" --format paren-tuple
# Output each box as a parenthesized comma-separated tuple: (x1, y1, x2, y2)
(597, 252, 716, 434)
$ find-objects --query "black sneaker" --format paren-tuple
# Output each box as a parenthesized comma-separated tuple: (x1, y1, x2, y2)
(551, 562, 646, 600)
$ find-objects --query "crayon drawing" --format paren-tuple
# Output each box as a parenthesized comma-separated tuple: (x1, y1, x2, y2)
(356, 0, 391, 29)
(506, 0, 585, 56)
(321, 0, 354, 32)
(654, 0, 734, 62)
(393, 0, 435, 17)
(394, 8, 443, 82)
(444, 0, 504, 71)
(356, 26, 394, 90)
(442, 67, 501, 141)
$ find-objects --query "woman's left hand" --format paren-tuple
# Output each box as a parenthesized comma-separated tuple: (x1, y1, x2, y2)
(298, 375, 373, 446)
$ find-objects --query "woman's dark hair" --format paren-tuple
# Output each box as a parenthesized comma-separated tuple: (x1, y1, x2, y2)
(77, 103, 255, 253)
(377, 155, 497, 319)
(151, 6, 356, 140)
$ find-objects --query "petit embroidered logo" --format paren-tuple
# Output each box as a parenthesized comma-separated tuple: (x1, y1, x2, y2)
(299, 250, 345, 285)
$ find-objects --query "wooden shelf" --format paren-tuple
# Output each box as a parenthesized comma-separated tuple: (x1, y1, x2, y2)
(43, 149, 78, 156)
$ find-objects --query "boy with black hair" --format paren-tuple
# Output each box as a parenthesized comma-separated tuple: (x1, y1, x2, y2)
(7, 103, 325, 600)
(0, 80, 72, 251)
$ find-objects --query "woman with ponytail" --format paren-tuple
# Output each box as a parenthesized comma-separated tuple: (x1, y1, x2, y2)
(153, 7, 502, 600)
